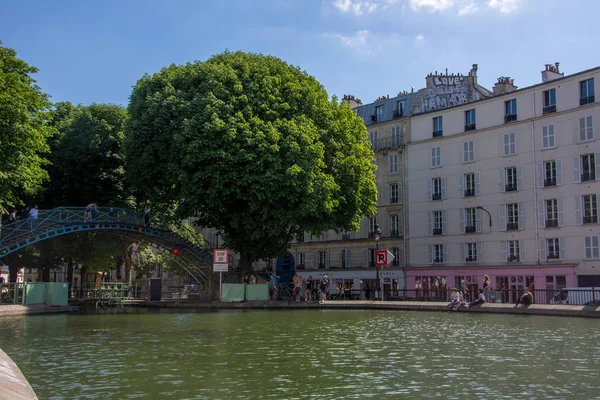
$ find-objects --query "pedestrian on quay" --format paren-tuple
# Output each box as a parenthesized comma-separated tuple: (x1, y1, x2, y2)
(320, 277, 329, 304)
(305, 276, 312, 302)
(293, 273, 301, 302)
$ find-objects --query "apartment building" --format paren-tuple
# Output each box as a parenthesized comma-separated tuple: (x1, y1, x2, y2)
(407, 63, 599, 301)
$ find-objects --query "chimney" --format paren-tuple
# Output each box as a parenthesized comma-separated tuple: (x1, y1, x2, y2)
(342, 94, 362, 109)
(541, 62, 564, 83)
(493, 77, 518, 95)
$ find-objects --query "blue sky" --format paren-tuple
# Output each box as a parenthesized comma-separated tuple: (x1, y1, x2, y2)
(1, 0, 599, 107)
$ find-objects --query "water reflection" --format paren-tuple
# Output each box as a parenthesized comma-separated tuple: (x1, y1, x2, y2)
(0, 309, 598, 399)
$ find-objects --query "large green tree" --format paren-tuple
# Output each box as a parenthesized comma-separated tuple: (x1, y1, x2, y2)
(0, 41, 55, 209)
(125, 51, 376, 276)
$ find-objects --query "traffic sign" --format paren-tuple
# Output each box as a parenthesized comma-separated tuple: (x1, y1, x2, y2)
(213, 248, 229, 272)
(375, 249, 395, 267)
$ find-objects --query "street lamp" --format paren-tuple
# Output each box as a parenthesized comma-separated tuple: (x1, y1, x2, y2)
(374, 224, 382, 301)
(476, 206, 492, 227)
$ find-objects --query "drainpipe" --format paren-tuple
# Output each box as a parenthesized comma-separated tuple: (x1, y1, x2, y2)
(402, 140, 409, 293)
(531, 91, 540, 265)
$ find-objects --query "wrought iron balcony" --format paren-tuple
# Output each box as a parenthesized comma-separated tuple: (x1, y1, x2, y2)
(580, 96, 595, 106)
(433, 130, 443, 138)
(390, 230, 401, 237)
(371, 136, 404, 151)
(433, 257, 443, 264)
(582, 172, 596, 182)
(544, 178, 556, 187)
(504, 114, 517, 123)
(545, 219, 558, 228)
(505, 183, 518, 192)
(543, 105, 556, 114)
(508, 255, 520, 262)
(465, 257, 476, 263)
(432, 193, 442, 201)
(465, 225, 476, 234)
(584, 215, 598, 224)
(547, 252, 560, 260)
(507, 222, 519, 231)
(464, 188, 475, 197)
(393, 109, 403, 119)
(433, 228, 443, 236)
(465, 123, 476, 132)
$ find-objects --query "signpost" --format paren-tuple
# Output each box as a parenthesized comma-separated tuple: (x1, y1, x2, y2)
(375, 250, 395, 301)
(213, 249, 229, 301)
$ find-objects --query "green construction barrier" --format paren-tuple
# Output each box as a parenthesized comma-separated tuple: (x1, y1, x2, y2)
(23, 283, 46, 305)
(45, 282, 69, 306)
(221, 284, 245, 302)
(245, 284, 269, 301)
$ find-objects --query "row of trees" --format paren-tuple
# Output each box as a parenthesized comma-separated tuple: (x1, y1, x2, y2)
(1, 42, 377, 280)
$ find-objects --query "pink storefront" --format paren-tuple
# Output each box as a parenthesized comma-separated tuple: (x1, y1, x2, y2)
(406, 264, 576, 304)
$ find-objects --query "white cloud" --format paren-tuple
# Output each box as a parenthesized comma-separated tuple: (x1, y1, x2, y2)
(324, 29, 422, 56)
(415, 33, 425, 44)
(324, 30, 372, 54)
(333, 0, 379, 15)
(458, 1, 478, 15)
(409, 0, 454, 12)
(487, 0, 520, 13)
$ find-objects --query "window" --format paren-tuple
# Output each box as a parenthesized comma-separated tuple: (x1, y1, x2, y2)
(581, 154, 596, 181)
(431, 177, 443, 200)
(298, 253, 305, 267)
(543, 89, 556, 113)
(432, 211, 443, 235)
(545, 199, 558, 227)
(342, 249, 350, 268)
(465, 109, 476, 131)
(508, 240, 520, 262)
(465, 243, 478, 262)
(546, 238, 560, 260)
(342, 230, 351, 240)
(318, 251, 327, 268)
(542, 125, 555, 149)
(369, 217, 378, 234)
(431, 244, 445, 264)
(465, 208, 477, 233)
(369, 131, 378, 149)
(389, 183, 399, 204)
(585, 236, 600, 259)
(504, 133, 516, 156)
(389, 154, 398, 174)
(505, 99, 517, 122)
(433, 116, 443, 137)
(505, 166, 518, 191)
(431, 147, 442, 168)
(390, 215, 401, 236)
(583, 194, 598, 224)
(392, 126, 401, 146)
(375, 105, 384, 122)
(579, 116, 594, 141)
(463, 173, 476, 197)
(545, 161, 556, 187)
(392, 247, 400, 266)
(463, 141, 474, 163)
(580, 78, 595, 105)
(394, 101, 404, 118)
(507, 203, 520, 230)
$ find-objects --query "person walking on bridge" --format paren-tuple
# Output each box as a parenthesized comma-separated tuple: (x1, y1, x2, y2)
(84, 203, 97, 223)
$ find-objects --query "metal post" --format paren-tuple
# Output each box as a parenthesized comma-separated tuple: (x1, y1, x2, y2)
(219, 271, 222, 302)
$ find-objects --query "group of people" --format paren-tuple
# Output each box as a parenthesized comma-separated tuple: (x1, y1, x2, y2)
(1, 205, 39, 224)
(293, 273, 329, 303)
(448, 275, 535, 311)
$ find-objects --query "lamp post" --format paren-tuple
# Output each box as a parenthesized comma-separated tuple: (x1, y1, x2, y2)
(476, 206, 492, 228)
(374, 224, 382, 301)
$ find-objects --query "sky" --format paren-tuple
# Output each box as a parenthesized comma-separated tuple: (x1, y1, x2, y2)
(1, 0, 600, 107)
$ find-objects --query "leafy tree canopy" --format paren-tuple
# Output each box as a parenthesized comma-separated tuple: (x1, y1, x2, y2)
(0, 41, 55, 209)
(125, 51, 376, 274)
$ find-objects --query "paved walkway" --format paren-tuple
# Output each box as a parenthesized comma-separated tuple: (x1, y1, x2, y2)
(0, 349, 38, 400)
(0, 304, 77, 318)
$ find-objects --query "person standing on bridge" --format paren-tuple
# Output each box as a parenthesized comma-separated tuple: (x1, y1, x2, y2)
(143, 206, 151, 227)
(29, 205, 39, 226)
(84, 203, 97, 223)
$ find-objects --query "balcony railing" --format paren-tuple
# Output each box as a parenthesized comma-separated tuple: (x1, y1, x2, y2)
(543, 105, 556, 114)
(433, 130, 443, 138)
(465, 123, 476, 132)
(508, 255, 520, 262)
(507, 222, 519, 230)
(390, 230, 401, 237)
(393, 109, 403, 119)
(465, 257, 476, 263)
(546, 219, 558, 228)
(342, 232, 352, 240)
(370, 136, 404, 151)
(432, 193, 442, 201)
(580, 96, 595, 106)
(584, 215, 598, 224)
(464, 188, 475, 197)
(433, 257, 443, 264)
(505, 183, 518, 192)
(547, 252, 560, 260)
(389, 197, 399, 204)
(544, 178, 556, 187)
(465, 225, 476, 234)
(433, 228, 443, 236)
(582, 172, 596, 182)
(504, 114, 517, 123)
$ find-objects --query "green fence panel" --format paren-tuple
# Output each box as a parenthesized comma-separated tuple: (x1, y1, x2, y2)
(245, 284, 269, 301)
(45, 282, 69, 306)
(24, 283, 46, 305)
(221, 284, 245, 302)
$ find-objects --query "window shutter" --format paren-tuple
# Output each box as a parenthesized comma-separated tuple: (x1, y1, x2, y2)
(556, 159, 563, 185)
(477, 243, 483, 263)
(428, 212, 433, 235)
(503, 134, 509, 155)
(539, 239, 546, 262)
(587, 116, 594, 139)
(575, 196, 583, 225)
(537, 200, 545, 229)
(363, 218, 369, 238)
(399, 212, 404, 235)
(428, 245, 433, 264)
(443, 245, 448, 264)
(499, 168, 506, 192)
(549, 124, 555, 146)
(427, 179, 432, 201)
(399, 183, 403, 203)
(520, 240, 527, 262)
(499, 205, 507, 231)
(517, 166, 523, 190)
(460, 243, 465, 263)
(462, 142, 467, 163)
(475, 172, 481, 196)
(536, 162, 543, 188)
(314, 251, 319, 268)
(595, 152, 600, 180)
(442, 211, 448, 235)
(542, 125, 548, 148)
(441, 177, 447, 199)
(458, 174, 464, 197)
(597, 194, 600, 223)
(459, 209, 465, 234)
(558, 198, 565, 226)
(573, 157, 581, 183)
(579, 117, 586, 141)
(518, 202, 524, 230)
(327, 250, 331, 268)
(559, 237, 566, 260)
(500, 241, 507, 262)
(476, 209, 482, 233)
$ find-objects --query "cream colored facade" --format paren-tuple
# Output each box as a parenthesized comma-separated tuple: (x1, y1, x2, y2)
(407, 64, 600, 289)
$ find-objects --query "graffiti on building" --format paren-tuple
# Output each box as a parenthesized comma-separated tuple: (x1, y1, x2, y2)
(415, 73, 473, 113)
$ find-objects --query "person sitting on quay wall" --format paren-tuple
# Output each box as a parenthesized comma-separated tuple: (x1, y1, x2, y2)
(516, 288, 534, 307)
(465, 289, 486, 309)
(448, 288, 460, 310)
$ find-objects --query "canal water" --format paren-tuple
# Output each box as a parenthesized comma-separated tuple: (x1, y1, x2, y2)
(0, 308, 598, 399)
